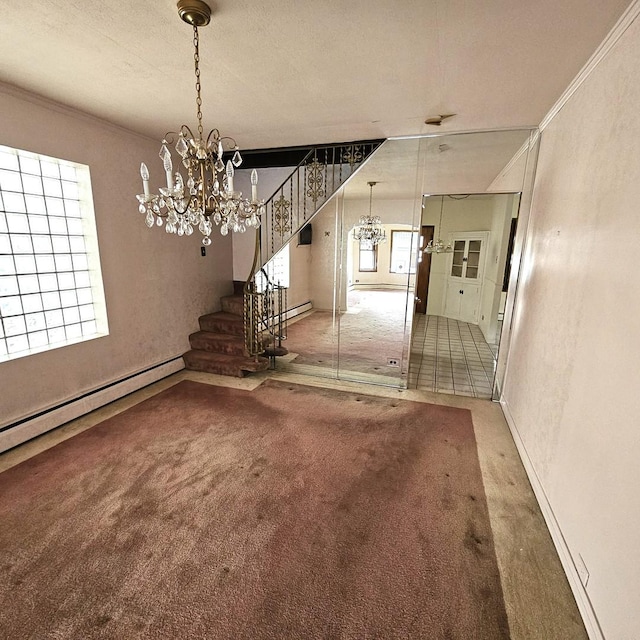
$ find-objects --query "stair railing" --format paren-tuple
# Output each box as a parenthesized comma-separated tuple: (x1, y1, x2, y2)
(244, 140, 382, 357)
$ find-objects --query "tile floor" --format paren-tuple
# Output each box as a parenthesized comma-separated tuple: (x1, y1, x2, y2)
(409, 314, 499, 399)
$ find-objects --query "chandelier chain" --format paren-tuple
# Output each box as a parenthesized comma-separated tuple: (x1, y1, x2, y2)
(193, 25, 203, 140)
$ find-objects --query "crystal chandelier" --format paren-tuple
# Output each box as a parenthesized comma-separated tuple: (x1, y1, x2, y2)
(136, 0, 265, 246)
(424, 195, 453, 254)
(354, 182, 386, 246)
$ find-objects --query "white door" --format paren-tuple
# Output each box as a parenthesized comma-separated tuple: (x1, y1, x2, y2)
(443, 233, 487, 324)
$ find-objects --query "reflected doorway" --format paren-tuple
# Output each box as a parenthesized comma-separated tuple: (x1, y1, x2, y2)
(409, 192, 521, 399)
(415, 225, 434, 314)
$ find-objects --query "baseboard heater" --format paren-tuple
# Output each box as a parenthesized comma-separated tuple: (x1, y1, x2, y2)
(0, 357, 184, 455)
(284, 300, 312, 321)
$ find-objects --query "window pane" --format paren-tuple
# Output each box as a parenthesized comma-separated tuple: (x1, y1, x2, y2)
(52, 236, 70, 253)
(45, 309, 64, 327)
(19, 156, 40, 175)
(35, 254, 56, 273)
(390, 231, 418, 274)
(21, 293, 43, 313)
(9, 234, 33, 253)
(0, 169, 23, 192)
(0, 275, 19, 295)
(60, 290, 78, 307)
(42, 178, 62, 197)
(6, 213, 29, 233)
(29, 330, 49, 349)
(0, 295, 23, 316)
(0, 255, 15, 275)
(32, 235, 52, 252)
(28, 215, 50, 234)
(61, 181, 79, 199)
(359, 244, 377, 272)
(0, 145, 106, 360)
(58, 272, 76, 290)
(25, 195, 46, 214)
(21, 174, 43, 195)
(18, 274, 40, 294)
(79, 304, 95, 321)
(49, 216, 68, 235)
(66, 323, 82, 339)
(42, 291, 61, 310)
(4, 315, 26, 336)
(46, 198, 65, 216)
(48, 327, 66, 343)
(38, 273, 59, 292)
(25, 312, 46, 331)
(2, 192, 26, 212)
(40, 161, 60, 178)
(59, 164, 77, 181)
(7, 334, 29, 353)
(66, 218, 83, 235)
(0, 151, 19, 171)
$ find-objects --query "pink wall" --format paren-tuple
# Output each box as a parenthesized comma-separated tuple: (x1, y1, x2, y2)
(0, 84, 233, 428)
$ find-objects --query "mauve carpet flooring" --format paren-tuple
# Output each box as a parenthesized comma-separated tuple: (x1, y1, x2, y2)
(0, 380, 509, 639)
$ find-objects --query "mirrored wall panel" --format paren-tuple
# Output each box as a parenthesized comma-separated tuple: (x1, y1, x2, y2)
(275, 128, 537, 395)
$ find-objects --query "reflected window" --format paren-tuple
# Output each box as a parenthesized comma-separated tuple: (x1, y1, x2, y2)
(358, 241, 377, 272)
(390, 231, 418, 274)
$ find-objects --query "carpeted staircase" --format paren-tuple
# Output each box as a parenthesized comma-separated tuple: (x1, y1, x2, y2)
(183, 282, 269, 377)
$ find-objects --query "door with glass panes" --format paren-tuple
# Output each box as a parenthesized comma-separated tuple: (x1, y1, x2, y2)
(444, 232, 487, 324)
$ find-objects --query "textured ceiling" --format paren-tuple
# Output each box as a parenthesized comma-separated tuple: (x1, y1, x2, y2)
(0, 0, 631, 150)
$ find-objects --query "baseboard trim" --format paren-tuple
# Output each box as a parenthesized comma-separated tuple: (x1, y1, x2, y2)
(0, 358, 184, 454)
(350, 284, 408, 291)
(285, 301, 312, 320)
(500, 398, 605, 640)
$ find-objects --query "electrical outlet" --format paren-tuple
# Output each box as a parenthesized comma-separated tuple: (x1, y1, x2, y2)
(575, 553, 590, 587)
(387, 358, 399, 367)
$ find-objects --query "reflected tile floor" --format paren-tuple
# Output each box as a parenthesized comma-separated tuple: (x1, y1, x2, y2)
(409, 315, 497, 399)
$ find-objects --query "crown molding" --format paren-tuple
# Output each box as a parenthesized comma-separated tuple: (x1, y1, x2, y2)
(0, 81, 157, 144)
(540, 0, 640, 131)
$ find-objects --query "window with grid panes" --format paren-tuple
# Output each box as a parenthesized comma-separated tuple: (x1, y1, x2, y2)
(358, 241, 377, 272)
(0, 145, 108, 360)
(390, 230, 419, 274)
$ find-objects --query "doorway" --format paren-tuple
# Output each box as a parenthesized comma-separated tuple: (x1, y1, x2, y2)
(409, 192, 521, 399)
(415, 225, 434, 314)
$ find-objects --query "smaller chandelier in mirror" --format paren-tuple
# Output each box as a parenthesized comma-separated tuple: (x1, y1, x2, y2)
(424, 195, 453, 254)
(354, 181, 386, 246)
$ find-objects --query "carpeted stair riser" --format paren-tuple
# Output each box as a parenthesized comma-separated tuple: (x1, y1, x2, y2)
(220, 294, 244, 316)
(198, 311, 245, 336)
(189, 331, 248, 356)
(183, 350, 269, 377)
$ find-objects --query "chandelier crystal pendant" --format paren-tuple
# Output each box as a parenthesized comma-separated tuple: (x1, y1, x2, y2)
(136, 0, 265, 246)
(424, 195, 453, 254)
(354, 182, 386, 246)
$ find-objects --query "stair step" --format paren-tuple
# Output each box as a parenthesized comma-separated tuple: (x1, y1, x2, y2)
(183, 350, 269, 378)
(189, 331, 247, 356)
(220, 294, 244, 316)
(199, 311, 244, 336)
